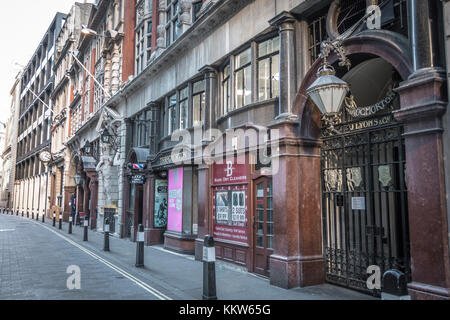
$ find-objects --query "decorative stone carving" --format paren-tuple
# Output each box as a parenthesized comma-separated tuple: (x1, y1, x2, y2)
(155, 0, 167, 51)
(136, 0, 145, 25)
(179, 0, 193, 31)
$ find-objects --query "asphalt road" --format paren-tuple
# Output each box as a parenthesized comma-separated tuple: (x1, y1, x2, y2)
(0, 211, 375, 301)
(0, 213, 173, 300)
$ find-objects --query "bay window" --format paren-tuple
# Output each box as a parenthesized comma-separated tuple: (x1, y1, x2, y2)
(179, 87, 188, 129)
(193, 80, 205, 126)
(234, 48, 252, 109)
(166, 0, 182, 47)
(257, 36, 280, 101)
(131, 110, 152, 148)
(135, 0, 153, 74)
(168, 93, 177, 134)
(221, 63, 230, 116)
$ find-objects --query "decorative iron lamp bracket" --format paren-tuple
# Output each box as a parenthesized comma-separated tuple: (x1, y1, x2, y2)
(308, 3, 381, 123)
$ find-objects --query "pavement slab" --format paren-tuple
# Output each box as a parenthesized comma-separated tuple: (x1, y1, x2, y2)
(0, 213, 376, 300)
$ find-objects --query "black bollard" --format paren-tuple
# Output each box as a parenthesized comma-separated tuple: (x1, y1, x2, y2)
(42, 211, 45, 223)
(83, 217, 88, 241)
(32, 212, 34, 220)
(21, 211, 23, 217)
(53, 214, 56, 227)
(135, 224, 145, 268)
(27, 211, 29, 218)
(104, 219, 110, 252)
(68, 216, 73, 234)
(59, 214, 63, 230)
(36, 212, 39, 221)
(202, 235, 217, 300)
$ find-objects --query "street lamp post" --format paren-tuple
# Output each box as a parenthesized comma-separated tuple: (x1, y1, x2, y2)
(39, 151, 52, 223)
(74, 172, 82, 226)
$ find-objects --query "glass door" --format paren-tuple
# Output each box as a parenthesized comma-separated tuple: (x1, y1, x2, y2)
(253, 178, 274, 277)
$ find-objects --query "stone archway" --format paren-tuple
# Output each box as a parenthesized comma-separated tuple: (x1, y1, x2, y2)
(294, 30, 413, 141)
(268, 29, 414, 290)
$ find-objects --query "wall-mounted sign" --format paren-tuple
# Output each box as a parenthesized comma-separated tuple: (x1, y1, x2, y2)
(168, 168, 183, 233)
(212, 156, 247, 185)
(352, 197, 366, 211)
(153, 150, 192, 168)
(154, 179, 168, 228)
(130, 174, 145, 185)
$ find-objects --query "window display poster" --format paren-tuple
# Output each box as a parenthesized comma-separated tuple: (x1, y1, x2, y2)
(232, 191, 246, 222)
(168, 168, 183, 232)
(213, 186, 248, 244)
(216, 192, 229, 221)
(154, 179, 168, 228)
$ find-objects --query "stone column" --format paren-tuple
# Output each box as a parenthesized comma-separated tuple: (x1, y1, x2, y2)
(268, 119, 325, 289)
(442, 0, 450, 273)
(179, 0, 192, 33)
(200, 65, 217, 142)
(393, 0, 450, 300)
(111, 43, 121, 94)
(269, 12, 298, 120)
(104, 52, 112, 96)
(195, 164, 210, 261)
(155, 0, 167, 53)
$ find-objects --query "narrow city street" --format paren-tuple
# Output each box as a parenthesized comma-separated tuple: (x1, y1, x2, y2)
(0, 212, 374, 301)
(0, 213, 173, 300)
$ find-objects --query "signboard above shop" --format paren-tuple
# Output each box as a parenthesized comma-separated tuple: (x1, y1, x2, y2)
(130, 174, 146, 185)
(212, 156, 247, 186)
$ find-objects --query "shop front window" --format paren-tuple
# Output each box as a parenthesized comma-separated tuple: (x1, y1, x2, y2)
(128, 183, 135, 211)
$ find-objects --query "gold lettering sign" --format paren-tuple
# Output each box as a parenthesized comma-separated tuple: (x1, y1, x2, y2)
(345, 91, 396, 119)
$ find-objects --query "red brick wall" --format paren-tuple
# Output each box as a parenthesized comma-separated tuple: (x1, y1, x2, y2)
(89, 48, 96, 113)
(122, 0, 136, 82)
(81, 64, 87, 122)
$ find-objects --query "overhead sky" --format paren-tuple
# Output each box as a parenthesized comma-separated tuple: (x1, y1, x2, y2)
(0, 1, 95, 125)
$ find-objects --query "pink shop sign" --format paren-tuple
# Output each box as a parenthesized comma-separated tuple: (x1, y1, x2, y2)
(167, 168, 183, 233)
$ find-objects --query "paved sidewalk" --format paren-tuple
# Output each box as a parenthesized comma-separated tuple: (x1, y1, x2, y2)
(4, 212, 376, 300)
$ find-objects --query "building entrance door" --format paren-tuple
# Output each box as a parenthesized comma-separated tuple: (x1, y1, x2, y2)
(253, 177, 274, 277)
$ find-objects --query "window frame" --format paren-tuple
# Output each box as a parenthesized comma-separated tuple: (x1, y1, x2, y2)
(192, 79, 205, 127)
(178, 86, 189, 130)
(167, 92, 178, 135)
(234, 47, 252, 110)
(135, 0, 153, 74)
(221, 62, 231, 116)
(165, 0, 181, 47)
(256, 36, 280, 101)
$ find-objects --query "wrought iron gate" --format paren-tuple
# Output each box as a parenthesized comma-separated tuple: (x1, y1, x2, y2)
(321, 96, 411, 296)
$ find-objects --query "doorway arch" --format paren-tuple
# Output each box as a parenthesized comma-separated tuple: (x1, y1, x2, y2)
(294, 30, 413, 141)
(293, 30, 414, 295)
